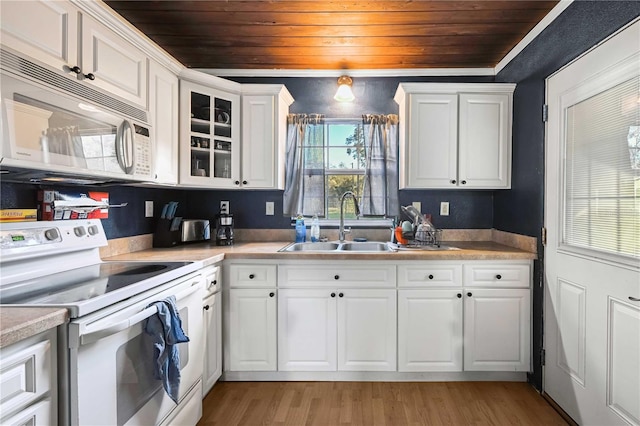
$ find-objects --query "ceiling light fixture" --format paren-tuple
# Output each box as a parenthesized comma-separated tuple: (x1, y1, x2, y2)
(334, 75, 355, 102)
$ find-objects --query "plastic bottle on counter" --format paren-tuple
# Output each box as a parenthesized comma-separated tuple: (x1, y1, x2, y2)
(310, 214, 320, 242)
(295, 214, 306, 242)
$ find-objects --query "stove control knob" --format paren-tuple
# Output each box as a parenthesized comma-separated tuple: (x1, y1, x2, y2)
(44, 228, 60, 241)
(74, 226, 86, 237)
(88, 225, 99, 236)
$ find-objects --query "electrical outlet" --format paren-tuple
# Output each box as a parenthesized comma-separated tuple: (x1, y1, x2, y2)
(220, 200, 229, 214)
(145, 201, 153, 218)
(265, 202, 274, 216)
(412, 201, 421, 212)
(440, 201, 450, 216)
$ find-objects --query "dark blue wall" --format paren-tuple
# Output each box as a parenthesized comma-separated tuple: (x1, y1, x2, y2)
(494, 1, 640, 390)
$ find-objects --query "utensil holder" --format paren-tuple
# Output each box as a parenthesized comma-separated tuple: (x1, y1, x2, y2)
(153, 218, 181, 248)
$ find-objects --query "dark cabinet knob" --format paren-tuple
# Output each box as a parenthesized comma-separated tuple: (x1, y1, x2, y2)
(334, 275, 339, 280)
(428, 274, 434, 280)
(496, 274, 502, 280)
(461, 180, 467, 185)
(67, 65, 81, 74)
(331, 293, 336, 298)
(235, 181, 240, 185)
(269, 292, 275, 297)
(213, 280, 217, 285)
(457, 293, 462, 298)
(450, 179, 456, 184)
(242, 180, 247, 185)
(249, 274, 255, 279)
(84, 72, 96, 81)
(339, 293, 344, 297)
(203, 305, 210, 310)
(467, 292, 472, 297)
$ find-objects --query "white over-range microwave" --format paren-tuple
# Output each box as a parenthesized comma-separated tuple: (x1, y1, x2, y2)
(0, 48, 153, 184)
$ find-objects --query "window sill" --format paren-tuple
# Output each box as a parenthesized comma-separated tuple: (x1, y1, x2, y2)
(291, 218, 393, 228)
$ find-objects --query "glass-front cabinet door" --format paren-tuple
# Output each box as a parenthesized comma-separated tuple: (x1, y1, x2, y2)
(180, 80, 240, 187)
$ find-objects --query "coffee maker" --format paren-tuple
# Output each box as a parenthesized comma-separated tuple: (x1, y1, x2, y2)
(215, 213, 234, 245)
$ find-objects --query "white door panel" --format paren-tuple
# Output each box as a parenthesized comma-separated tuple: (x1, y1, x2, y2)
(545, 20, 640, 426)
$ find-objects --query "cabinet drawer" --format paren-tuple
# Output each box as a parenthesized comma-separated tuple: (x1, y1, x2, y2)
(228, 264, 276, 287)
(463, 263, 531, 288)
(398, 264, 462, 287)
(279, 264, 395, 287)
(0, 330, 55, 420)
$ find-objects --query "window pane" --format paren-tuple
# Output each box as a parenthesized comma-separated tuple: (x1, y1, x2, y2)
(326, 174, 363, 219)
(327, 147, 364, 170)
(564, 77, 640, 258)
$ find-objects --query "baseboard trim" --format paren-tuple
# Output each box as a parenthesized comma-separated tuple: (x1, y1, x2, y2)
(222, 371, 528, 382)
(542, 392, 579, 426)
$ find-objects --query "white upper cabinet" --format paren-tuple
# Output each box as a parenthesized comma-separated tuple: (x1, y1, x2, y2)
(0, 0, 78, 71)
(80, 14, 148, 108)
(241, 85, 294, 189)
(1, 0, 148, 109)
(179, 75, 241, 188)
(395, 83, 515, 189)
(149, 61, 179, 184)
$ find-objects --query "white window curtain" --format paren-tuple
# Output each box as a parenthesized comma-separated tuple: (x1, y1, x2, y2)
(360, 114, 399, 217)
(283, 114, 325, 216)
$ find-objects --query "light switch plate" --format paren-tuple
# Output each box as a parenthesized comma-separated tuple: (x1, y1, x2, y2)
(440, 201, 450, 216)
(266, 202, 274, 215)
(220, 200, 229, 214)
(145, 201, 153, 218)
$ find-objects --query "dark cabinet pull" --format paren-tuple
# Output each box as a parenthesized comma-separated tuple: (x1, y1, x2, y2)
(428, 274, 434, 280)
(242, 180, 248, 185)
(629, 296, 640, 302)
(339, 293, 344, 297)
(249, 274, 255, 279)
(334, 275, 339, 280)
(269, 292, 275, 297)
(457, 293, 462, 298)
(84, 73, 96, 80)
(450, 179, 456, 184)
(212, 280, 217, 285)
(203, 305, 210, 310)
(235, 181, 240, 185)
(461, 180, 467, 185)
(67, 65, 82, 74)
(331, 293, 336, 298)
(496, 274, 502, 280)
(467, 292, 472, 297)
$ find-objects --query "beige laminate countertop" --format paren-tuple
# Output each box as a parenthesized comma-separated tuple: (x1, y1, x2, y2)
(104, 240, 537, 264)
(0, 307, 68, 349)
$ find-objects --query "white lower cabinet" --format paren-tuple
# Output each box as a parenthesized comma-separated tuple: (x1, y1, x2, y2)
(463, 288, 531, 371)
(202, 292, 222, 394)
(228, 288, 277, 371)
(278, 288, 396, 372)
(397, 261, 532, 373)
(398, 289, 463, 372)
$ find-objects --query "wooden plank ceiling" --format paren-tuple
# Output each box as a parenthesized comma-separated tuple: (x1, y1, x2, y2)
(105, 0, 559, 71)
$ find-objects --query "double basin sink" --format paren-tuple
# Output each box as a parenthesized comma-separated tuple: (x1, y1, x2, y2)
(279, 241, 459, 253)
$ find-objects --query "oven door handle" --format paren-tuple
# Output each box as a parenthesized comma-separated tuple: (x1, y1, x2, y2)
(80, 281, 201, 346)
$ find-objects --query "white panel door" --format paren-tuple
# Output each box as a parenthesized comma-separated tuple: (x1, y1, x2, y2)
(81, 14, 147, 107)
(464, 288, 530, 371)
(545, 20, 640, 426)
(337, 289, 396, 371)
(202, 293, 222, 396)
(242, 95, 275, 188)
(278, 289, 337, 371)
(405, 93, 458, 188)
(228, 289, 277, 371)
(149, 61, 179, 185)
(398, 289, 463, 372)
(0, 0, 78, 74)
(458, 93, 511, 188)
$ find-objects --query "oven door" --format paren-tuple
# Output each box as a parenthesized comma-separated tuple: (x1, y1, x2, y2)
(67, 273, 203, 426)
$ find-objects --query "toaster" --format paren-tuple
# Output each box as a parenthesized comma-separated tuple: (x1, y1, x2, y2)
(181, 219, 211, 243)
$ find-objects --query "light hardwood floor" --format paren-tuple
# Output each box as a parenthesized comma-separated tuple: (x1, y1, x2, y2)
(199, 381, 567, 426)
